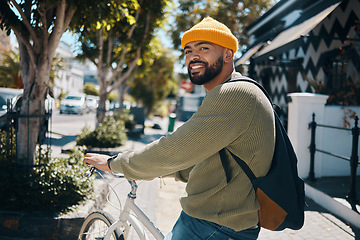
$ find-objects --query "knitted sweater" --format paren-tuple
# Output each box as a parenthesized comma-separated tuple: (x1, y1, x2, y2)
(110, 72, 275, 231)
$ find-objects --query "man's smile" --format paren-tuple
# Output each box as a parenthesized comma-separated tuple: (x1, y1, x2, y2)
(190, 62, 206, 75)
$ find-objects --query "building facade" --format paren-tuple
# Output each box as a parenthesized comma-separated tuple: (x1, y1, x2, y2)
(52, 41, 85, 99)
(236, 0, 360, 110)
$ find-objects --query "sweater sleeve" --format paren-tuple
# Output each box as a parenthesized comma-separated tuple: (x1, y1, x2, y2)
(109, 82, 265, 180)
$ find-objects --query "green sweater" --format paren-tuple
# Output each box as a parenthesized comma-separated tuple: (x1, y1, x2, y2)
(110, 72, 275, 231)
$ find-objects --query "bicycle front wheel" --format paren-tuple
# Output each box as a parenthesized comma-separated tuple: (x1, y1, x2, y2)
(78, 211, 123, 240)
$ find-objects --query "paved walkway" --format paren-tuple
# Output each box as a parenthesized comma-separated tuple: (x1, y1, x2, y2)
(154, 178, 358, 240)
(101, 176, 358, 240)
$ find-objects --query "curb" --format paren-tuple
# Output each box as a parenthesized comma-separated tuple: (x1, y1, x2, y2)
(305, 183, 360, 229)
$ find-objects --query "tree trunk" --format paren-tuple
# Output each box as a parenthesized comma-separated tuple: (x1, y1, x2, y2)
(97, 92, 108, 125)
(117, 85, 125, 113)
(16, 100, 43, 165)
(16, 74, 48, 166)
(117, 81, 131, 113)
(15, 32, 52, 166)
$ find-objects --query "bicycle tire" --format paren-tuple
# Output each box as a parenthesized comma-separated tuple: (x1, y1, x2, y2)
(78, 211, 124, 240)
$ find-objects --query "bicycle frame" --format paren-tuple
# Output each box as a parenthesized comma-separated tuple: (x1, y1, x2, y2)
(98, 173, 165, 240)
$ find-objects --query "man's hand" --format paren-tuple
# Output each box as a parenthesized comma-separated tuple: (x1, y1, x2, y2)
(83, 153, 112, 172)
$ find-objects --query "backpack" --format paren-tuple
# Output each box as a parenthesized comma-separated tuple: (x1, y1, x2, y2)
(219, 76, 305, 231)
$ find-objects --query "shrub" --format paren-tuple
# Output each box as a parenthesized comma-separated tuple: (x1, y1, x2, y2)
(0, 141, 94, 214)
(116, 112, 136, 130)
(76, 115, 128, 148)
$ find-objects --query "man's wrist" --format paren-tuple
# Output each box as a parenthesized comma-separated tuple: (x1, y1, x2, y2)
(107, 155, 117, 171)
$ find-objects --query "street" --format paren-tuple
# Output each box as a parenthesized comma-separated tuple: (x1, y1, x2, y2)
(51, 110, 97, 136)
(46, 110, 97, 157)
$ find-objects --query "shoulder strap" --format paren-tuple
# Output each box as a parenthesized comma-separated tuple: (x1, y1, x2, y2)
(220, 76, 274, 183)
(219, 148, 232, 183)
(228, 76, 273, 104)
(219, 148, 256, 183)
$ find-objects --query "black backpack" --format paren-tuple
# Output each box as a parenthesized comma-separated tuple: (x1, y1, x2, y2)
(219, 76, 305, 231)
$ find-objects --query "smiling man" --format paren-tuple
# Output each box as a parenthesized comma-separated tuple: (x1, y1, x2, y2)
(84, 17, 275, 240)
(185, 41, 228, 88)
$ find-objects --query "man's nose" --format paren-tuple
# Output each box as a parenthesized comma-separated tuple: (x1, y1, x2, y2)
(189, 51, 200, 61)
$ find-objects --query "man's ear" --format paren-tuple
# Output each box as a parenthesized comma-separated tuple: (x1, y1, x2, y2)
(224, 49, 234, 63)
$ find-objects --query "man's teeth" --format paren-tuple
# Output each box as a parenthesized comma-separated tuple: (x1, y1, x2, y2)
(192, 65, 202, 69)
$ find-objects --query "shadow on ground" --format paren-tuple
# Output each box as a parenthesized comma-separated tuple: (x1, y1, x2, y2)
(130, 133, 166, 145)
(44, 135, 77, 147)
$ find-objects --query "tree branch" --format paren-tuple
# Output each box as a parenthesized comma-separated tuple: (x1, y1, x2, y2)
(48, 0, 76, 59)
(37, 1, 49, 58)
(112, 1, 143, 78)
(97, 27, 108, 93)
(9, 0, 38, 44)
(106, 28, 114, 67)
(11, 28, 36, 70)
(110, 7, 151, 89)
(110, 47, 142, 92)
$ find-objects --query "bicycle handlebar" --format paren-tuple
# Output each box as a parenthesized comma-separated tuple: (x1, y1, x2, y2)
(83, 166, 96, 177)
(84, 165, 138, 196)
(84, 165, 125, 178)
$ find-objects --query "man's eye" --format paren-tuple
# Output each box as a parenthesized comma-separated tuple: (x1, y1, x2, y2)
(200, 47, 208, 50)
(185, 50, 191, 54)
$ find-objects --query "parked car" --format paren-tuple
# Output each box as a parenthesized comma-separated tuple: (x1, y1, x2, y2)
(0, 87, 54, 143)
(0, 88, 23, 129)
(86, 95, 99, 112)
(59, 93, 88, 115)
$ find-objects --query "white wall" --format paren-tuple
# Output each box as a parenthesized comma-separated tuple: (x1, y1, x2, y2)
(288, 93, 360, 179)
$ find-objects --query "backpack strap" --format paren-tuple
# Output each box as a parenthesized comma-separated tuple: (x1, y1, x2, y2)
(227, 76, 273, 104)
(220, 76, 274, 183)
(219, 148, 256, 183)
(219, 148, 232, 183)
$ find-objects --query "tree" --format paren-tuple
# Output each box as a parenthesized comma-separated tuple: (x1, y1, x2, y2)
(0, 0, 98, 165)
(129, 39, 177, 114)
(169, 0, 276, 61)
(83, 83, 99, 96)
(71, 0, 170, 124)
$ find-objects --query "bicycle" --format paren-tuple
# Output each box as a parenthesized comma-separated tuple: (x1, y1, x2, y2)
(78, 166, 165, 240)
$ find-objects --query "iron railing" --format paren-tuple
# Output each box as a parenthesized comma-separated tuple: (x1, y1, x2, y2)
(308, 113, 359, 212)
(4, 98, 52, 167)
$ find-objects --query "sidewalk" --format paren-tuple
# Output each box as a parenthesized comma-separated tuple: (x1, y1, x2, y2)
(155, 179, 358, 240)
(61, 117, 359, 239)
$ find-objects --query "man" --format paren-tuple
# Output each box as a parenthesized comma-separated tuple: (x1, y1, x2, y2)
(84, 17, 275, 240)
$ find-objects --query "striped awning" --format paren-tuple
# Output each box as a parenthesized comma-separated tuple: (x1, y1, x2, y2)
(255, 1, 342, 57)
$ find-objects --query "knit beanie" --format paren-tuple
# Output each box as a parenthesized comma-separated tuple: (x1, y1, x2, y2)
(181, 17, 238, 53)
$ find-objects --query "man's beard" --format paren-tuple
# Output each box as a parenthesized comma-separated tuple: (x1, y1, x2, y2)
(188, 57, 223, 85)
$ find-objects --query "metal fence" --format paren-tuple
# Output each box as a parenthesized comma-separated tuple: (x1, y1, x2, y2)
(4, 98, 52, 166)
(308, 113, 359, 212)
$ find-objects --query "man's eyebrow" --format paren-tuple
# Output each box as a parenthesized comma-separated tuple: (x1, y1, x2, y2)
(194, 41, 213, 47)
(184, 41, 213, 50)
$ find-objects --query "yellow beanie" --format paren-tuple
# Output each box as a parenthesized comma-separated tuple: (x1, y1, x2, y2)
(181, 17, 238, 53)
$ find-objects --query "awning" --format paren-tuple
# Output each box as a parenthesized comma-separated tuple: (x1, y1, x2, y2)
(255, 1, 342, 57)
(235, 43, 263, 66)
